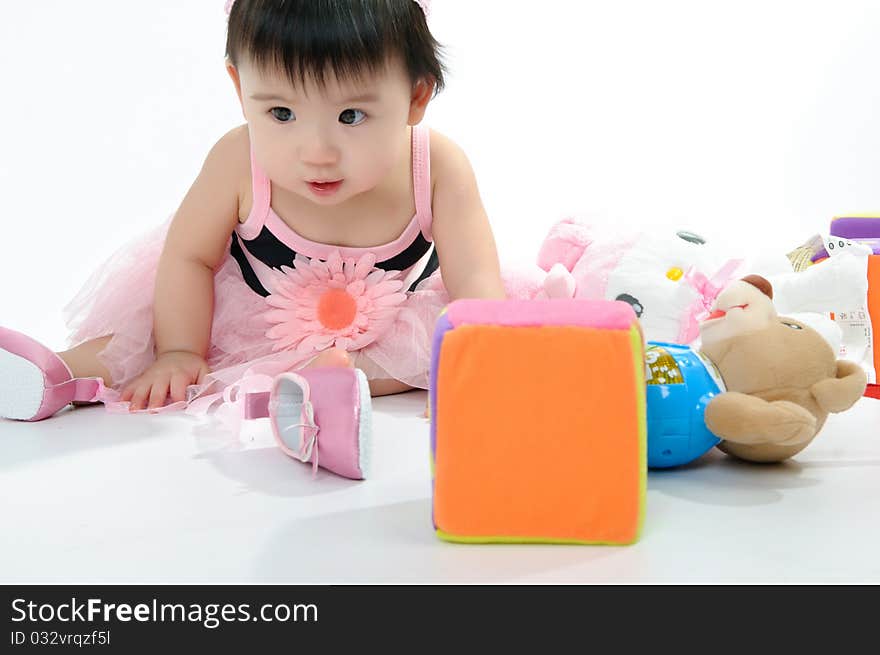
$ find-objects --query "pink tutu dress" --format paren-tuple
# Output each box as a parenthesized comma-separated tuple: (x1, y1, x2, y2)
(63, 125, 449, 413)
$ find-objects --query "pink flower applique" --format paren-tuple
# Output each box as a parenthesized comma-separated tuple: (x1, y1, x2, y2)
(263, 251, 407, 353)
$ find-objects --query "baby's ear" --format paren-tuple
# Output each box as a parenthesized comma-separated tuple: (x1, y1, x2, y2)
(226, 61, 245, 111)
(408, 78, 435, 125)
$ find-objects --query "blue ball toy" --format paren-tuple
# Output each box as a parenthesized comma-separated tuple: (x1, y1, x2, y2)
(645, 342, 724, 468)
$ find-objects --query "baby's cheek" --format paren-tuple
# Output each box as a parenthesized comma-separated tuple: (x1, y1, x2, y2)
(359, 157, 396, 188)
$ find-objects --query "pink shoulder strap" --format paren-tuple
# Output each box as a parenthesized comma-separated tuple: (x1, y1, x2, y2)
(238, 148, 272, 239)
(412, 125, 434, 241)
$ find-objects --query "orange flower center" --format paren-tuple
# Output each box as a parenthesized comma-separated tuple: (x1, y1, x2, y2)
(318, 288, 358, 330)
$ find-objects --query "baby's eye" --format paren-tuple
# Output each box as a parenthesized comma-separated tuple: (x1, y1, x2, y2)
(270, 107, 295, 123)
(339, 109, 367, 126)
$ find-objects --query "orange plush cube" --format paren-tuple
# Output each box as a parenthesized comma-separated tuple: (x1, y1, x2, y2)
(429, 299, 647, 545)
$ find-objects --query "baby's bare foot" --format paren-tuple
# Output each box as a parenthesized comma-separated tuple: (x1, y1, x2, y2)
(307, 348, 353, 369)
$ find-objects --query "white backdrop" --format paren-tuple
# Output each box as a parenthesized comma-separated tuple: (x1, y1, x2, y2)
(1, 0, 878, 347)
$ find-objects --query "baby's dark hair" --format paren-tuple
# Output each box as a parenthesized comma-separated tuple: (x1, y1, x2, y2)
(226, 0, 445, 94)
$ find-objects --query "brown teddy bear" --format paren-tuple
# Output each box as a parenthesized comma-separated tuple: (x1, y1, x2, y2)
(698, 275, 867, 463)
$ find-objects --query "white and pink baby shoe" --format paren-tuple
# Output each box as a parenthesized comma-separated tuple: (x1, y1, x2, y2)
(243, 367, 372, 480)
(0, 326, 104, 422)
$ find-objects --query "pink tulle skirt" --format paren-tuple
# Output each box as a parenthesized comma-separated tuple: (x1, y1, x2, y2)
(63, 218, 450, 412)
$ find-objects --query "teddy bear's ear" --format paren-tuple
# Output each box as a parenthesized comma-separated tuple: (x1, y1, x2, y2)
(810, 360, 868, 414)
(741, 275, 773, 299)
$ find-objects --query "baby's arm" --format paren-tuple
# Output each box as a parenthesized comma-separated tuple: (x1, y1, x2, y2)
(122, 127, 247, 410)
(430, 132, 506, 301)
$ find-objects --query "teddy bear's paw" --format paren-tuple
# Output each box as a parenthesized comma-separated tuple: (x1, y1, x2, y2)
(767, 400, 817, 445)
(706, 393, 816, 446)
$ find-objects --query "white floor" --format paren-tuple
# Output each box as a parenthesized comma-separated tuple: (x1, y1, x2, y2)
(1, 390, 879, 585)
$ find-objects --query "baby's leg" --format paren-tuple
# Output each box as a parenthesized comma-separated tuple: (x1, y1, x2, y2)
(57, 336, 114, 386)
(306, 348, 414, 397)
(306, 348, 353, 370)
(368, 378, 414, 397)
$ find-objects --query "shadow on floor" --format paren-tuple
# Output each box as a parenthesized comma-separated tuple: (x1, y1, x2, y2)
(251, 498, 624, 584)
(192, 443, 362, 499)
(648, 448, 822, 507)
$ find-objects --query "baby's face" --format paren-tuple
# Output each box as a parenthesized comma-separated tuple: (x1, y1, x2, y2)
(231, 56, 428, 205)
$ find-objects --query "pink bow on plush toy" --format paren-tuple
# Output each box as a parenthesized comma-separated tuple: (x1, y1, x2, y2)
(678, 259, 745, 343)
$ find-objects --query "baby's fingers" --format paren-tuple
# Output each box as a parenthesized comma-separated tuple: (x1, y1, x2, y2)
(147, 379, 170, 410)
(169, 373, 190, 403)
(120, 385, 135, 402)
(123, 372, 152, 405)
(128, 384, 151, 411)
(196, 363, 209, 386)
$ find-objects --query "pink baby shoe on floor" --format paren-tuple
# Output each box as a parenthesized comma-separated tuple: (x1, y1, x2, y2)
(0, 327, 105, 422)
(243, 367, 371, 480)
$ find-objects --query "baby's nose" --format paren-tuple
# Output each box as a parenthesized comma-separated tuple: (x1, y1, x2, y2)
(299, 132, 340, 167)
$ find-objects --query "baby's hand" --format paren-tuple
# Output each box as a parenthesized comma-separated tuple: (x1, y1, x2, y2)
(120, 351, 209, 411)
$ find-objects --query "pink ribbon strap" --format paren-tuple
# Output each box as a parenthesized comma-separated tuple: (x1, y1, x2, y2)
(180, 373, 275, 435)
(267, 374, 321, 477)
(678, 259, 745, 344)
(279, 413, 320, 477)
(244, 391, 270, 420)
(53, 377, 103, 404)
